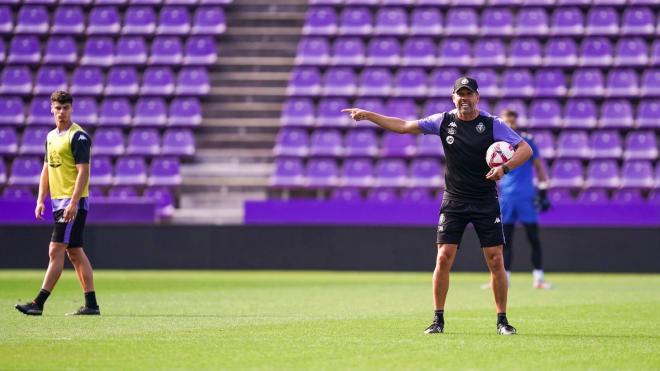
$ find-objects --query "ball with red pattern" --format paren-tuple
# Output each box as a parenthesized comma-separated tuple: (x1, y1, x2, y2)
(486, 141, 515, 168)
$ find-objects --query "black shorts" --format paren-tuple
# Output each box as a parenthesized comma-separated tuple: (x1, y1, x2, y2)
(51, 208, 88, 248)
(436, 198, 505, 248)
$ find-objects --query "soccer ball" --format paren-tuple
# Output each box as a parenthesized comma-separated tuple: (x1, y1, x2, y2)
(486, 141, 515, 168)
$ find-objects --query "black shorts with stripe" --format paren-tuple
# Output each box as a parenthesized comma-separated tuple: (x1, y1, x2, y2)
(436, 198, 505, 248)
(51, 208, 88, 248)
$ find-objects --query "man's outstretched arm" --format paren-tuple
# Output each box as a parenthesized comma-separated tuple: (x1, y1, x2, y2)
(342, 108, 422, 134)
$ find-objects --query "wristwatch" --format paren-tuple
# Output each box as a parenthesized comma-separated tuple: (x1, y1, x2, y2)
(502, 165, 510, 174)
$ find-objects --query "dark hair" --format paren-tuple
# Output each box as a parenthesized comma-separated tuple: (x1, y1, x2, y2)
(50, 90, 73, 105)
(500, 109, 518, 118)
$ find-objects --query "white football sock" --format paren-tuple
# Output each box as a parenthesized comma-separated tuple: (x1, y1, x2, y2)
(533, 269, 544, 282)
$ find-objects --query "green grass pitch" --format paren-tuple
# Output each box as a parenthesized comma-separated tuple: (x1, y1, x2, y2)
(1, 270, 659, 370)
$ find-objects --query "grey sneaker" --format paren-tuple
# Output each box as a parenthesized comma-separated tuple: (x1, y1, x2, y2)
(497, 323, 517, 335)
(67, 306, 100, 316)
(15, 301, 43, 316)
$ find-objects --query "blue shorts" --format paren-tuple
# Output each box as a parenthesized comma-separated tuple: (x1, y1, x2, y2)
(500, 196, 538, 224)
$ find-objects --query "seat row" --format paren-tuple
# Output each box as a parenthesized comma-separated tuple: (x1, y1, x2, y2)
(304, 6, 658, 37)
(0, 127, 195, 157)
(0, 0, 230, 6)
(308, 0, 653, 7)
(0, 65, 210, 96)
(0, 5, 226, 36)
(0, 96, 202, 127)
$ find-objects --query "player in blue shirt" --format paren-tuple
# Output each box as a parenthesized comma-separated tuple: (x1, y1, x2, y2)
(498, 109, 552, 289)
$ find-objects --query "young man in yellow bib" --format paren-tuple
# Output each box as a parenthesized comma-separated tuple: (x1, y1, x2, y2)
(15, 91, 100, 316)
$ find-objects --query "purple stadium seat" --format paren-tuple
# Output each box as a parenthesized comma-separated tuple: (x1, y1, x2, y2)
(115, 37, 147, 65)
(15, 5, 48, 34)
(81, 37, 114, 67)
(26, 98, 51, 126)
(0, 39, 6, 63)
(402, 37, 436, 67)
(586, 7, 618, 35)
(339, 7, 372, 36)
(271, 157, 304, 187)
(624, 131, 658, 160)
(0, 66, 32, 95)
(87, 6, 120, 35)
(584, 159, 620, 189)
(287, 67, 321, 96)
(556, 130, 590, 159)
(8, 156, 41, 185)
(516, 7, 549, 36)
(551, 7, 583, 36)
(615, 38, 648, 66)
(590, 130, 622, 159)
(636, 100, 660, 129)
(192, 7, 226, 35)
(445, 8, 478, 36)
(122, 6, 157, 35)
(605, 69, 638, 97)
(144, 186, 174, 219)
(43, 36, 76, 65)
(149, 36, 183, 65)
(358, 67, 391, 97)
(157, 6, 191, 35)
(0, 127, 17, 155)
(331, 37, 365, 66)
(367, 188, 397, 203)
(529, 99, 562, 129)
(148, 157, 181, 186)
(0, 157, 5, 183)
(306, 158, 339, 188)
(50, 6, 85, 35)
(98, 98, 132, 127)
(71, 97, 98, 126)
(410, 158, 443, 188)
(60, 0, 92, 4)
(381, 131, 416, 158)
(89, 186, 106, 198)
(2, 186, 36, 201)
(621, 7, 654, 35)
(641, 69, 660, 96)
(577, 188, 609, 205)
(394, 68, 427, 97)
(374, 8, 408, 36)
(296, 37, 330, 65)
(579, 37, 613, 67)
(176, 67, 209, 96)
(544, 38, 578, 66)
(114, 156, 147, 185)
(0, 6, 12, 34)
(429, 68, 461, 97)
(8, 36, 40, 64)
(508, 38, 542, 67)
(366, 37, 400, 66)
(547, 188, 573, 204)
(345, 129, 378, 157)
(142, 67, 176, 96)
(90, 156, 113, 186)
(108, 186, 139, 199)
(96, 0, 128, 5)
(528, 130, 555, 158)
(280, 98, 314, 127)
(612, 189, 644, 205)
(438, 39, 472, 66)
(621, 160, 654, 189)
(410, 8, 442, 36)
(322, 67, 356, 96)
(650, 190, 660, 204)
(274, 128, 309, 157)
(345, 0, 378, 6)
(374, 158, 408, 187)
(342, 158, 373, 187)
(464, 68, 496, 98)
(417, 130, 445, 157)
(401, 187, 432, 202)
(0, 97, 25, 126)
(563, 99, 597, 129)
(168, 97, 201, 127)
(309, 129, 343, 157)
(316, 97, 351, 128)
(651, 40, 660, 65)
(656, 163, 660, 189)
(423, 99, 454, 117)
(183, 36, 217, 65)
(354, 97, 385, 120)
(474, 38, 507, 67)
(534, 69, 566, 97)
(162, 128, 194, 156)
(70, 67, 104, 95)
(33, 66, 67, 95)
(570, 68, 604, 97)
(303, 7, 338, 36)
(386, 98, 417, 120)
(599, 99, 634, 129)
(133, 97, 167, 127)
(105, 66, 139, 96)
(501, 69, 534, 97)
(93, 127, 125, 155)
(127, 128, 160, 156)
(481, 8, 513, 36)
(549, 159, 584, 188)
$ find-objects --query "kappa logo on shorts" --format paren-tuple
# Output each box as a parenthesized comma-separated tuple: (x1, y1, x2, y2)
(494, 217, 501, 224)
(438, 225, 444, 232)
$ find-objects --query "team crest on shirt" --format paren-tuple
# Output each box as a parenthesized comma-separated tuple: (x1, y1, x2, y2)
(446, 136, 454, 144)
(48, 150, 62, 168)
(476, 122, 485, 134)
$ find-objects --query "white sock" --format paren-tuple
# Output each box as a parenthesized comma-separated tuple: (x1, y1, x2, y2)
(506, 271, 511, 282)
(533, 269, 544, 282)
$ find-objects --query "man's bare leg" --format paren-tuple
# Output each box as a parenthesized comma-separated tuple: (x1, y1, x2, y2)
(15, 242, 67, 315)
(483, 245, 517, 335)
(426, 244, 458, 333)
(66, 247, 99, 314)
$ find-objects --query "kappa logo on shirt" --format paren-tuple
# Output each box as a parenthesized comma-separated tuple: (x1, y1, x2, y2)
(78, 135, 88, 141)
(494, 217, 501, 224)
